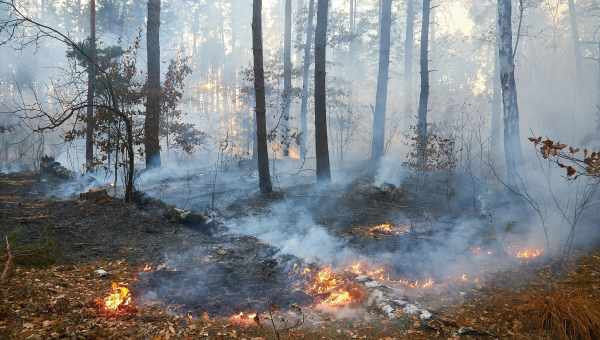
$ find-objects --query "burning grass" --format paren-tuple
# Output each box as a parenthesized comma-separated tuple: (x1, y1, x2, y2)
(303, 266, 366, 308)
(514, 248, 544, 260)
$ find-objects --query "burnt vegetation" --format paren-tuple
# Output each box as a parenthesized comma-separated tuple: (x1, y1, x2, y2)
(1, 0, 600, 339)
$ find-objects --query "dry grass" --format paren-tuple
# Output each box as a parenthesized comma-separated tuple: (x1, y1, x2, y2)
(523, 289, 600, 340)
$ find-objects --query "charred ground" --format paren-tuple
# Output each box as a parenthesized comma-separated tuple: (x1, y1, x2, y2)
(1, 170, 600, 339)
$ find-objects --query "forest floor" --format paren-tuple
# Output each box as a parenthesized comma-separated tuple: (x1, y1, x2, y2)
(1, 171, 600, 339)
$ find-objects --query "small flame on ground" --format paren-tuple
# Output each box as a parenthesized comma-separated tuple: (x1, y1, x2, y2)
(365, 223, 411, 237)
(229, 312, 258, 326)
(103, 282, 132, 312)
(514, 248, 543, 259)
(304, 266, 363, 307)
(347, 261, 435, 289)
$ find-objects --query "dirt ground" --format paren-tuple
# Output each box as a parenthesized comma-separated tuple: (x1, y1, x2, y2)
(1, 172, 600, 339)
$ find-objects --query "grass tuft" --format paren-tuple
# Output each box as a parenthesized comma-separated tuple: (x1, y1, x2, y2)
(523, 289, 600, 340)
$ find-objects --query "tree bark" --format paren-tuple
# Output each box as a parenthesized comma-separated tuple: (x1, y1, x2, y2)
(416, 0, 430, 170)
(300, 0, 315, 159)
(597, 41, 600, 116)
(282, 0, 292, 157)
(491, 8, 502, 156)
(85, 0, 96, 171)
(567, 0, 583, 84)
(404, 0, 415, 123)
(314, 0, 331, 182)
(498, 0, 523, 182)
(145, 0, 161, 168)
(371, 0, 392, 163)
(252, 0, 273, 193)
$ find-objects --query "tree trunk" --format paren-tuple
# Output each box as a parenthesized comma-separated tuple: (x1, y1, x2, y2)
(144, 0, 161, 168)
(85, 0, 96, 171)
(282, 0, 292, 157)
(371, 0, 392, 163)
(300, 0, 315, 159)
(314, 0, 331, 182)
(567, 0, 583, 84)
(416, 0, 430, 170)
(404, 0, 415, 123)
(498, 0, 523, 182)
(597, 41, 600, 117)
(252, 0, 273, 193)
(491, 8, 502, 156)
(349, 0, 357, 56)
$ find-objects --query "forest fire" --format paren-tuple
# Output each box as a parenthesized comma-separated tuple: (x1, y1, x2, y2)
(99, 282, 133, 314)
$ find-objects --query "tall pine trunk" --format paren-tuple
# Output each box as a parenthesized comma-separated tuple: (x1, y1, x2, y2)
(416, 0, 431, 170)
(145, 0, 161, 168)
(252, 0, 273, 193)
(85, 0, 96, 171)
(371, 0, 392, 163)
(598, 42, 600, 112)
(300, 0, 315, 159)
(498, 0, 523, 182)
(282, 0, 292, 157)
(403, 0, 415, 123)
(314, 0, 331, 182)
(567, 0, 583, 84)
(491, 9, 502, 156)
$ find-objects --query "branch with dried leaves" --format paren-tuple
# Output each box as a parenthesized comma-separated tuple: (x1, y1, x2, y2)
(529, 137, 600, 179)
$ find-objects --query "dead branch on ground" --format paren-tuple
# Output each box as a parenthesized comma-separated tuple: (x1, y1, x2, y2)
(1, 236, 13, 283)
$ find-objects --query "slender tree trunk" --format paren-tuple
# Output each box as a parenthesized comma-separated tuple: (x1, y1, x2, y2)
(416, 0, 430, 170)
(597, 42, 600, 112)
(252, 0, 273, 193)
(349, 0, 357, 57)
(491, 9, 502, 155)
(498, 0, 523, 182)
(567, 0, 583, 84)
(349, 0, 355, 34)
(314, 0, 331, 182)
(404, 0, 415, 123)
(371, 0, 392, 163)
(85, 0, 96, 171)
(300, 0, 315, 159)
(145, 0, 161, 168)
(125, 117, 135, 202)
(282, 0, 292, 157)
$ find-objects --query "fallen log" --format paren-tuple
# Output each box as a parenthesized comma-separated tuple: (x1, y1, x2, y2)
(1, 236, 13, 283)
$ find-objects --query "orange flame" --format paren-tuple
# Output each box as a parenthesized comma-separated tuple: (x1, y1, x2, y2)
(514, 248, 543, 259)
(103, 282, 131, 312)
(229, 312, 258, 326)
(305, 266, 364, 307)
(322, 290, 352, 306)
